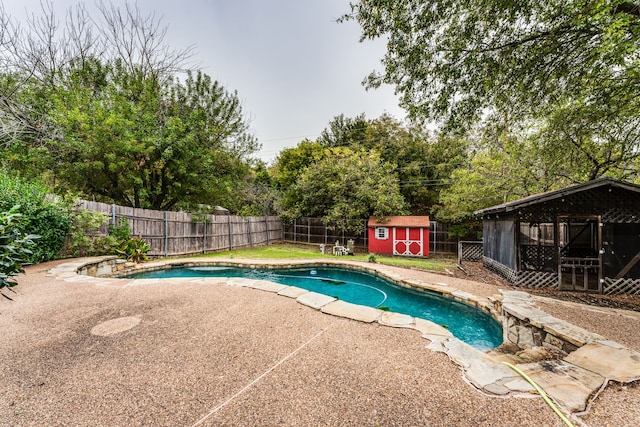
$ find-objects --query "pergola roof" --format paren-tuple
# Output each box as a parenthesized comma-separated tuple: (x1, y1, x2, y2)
(474, 178, 640, 217)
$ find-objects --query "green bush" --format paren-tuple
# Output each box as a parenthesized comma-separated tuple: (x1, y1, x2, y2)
(109, 219, 150, 263)
(61, 207, 118, 257)
(0, 207, 39, 299)
(0, 173, 70, 262)
(116, 237, 150, 263)
(61, 208, 150, 261)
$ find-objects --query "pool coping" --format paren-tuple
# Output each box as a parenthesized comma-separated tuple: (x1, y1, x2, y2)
(47, 256, 640, 415)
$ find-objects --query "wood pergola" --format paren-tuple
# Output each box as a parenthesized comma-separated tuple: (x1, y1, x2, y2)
(475, 178, 640, 295)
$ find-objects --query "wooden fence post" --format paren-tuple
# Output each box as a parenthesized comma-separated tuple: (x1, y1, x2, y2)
(164, 211, 169, 258)
(111, 203, 117, 227)
(227, 215, 233, 251)
(203, 219, 207, 254)
(433, 221, 437, 254)
(265, 216, 270, 244)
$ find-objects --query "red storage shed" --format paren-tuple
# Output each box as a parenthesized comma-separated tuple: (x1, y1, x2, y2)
(367, 216, 430, 257)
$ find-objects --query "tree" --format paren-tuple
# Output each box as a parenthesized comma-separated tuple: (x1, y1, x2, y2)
(532, 96, 640, 182)
(435, 121, 563, 223)
(235, 163, 282, 216)
(49, 65, 256, 210)
(271, 139, 325, 189)
(318, 113, 369, 148)
(346, 0, 640, 217)
(1, 2, 258, 211)
(284, 148, 407, 229)
(0, 1, 194, 149)
(358, 115, 468, 215)
(344, 1, 640, 131)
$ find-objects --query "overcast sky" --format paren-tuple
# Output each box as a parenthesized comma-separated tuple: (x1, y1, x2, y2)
(3, 0, 405, 163)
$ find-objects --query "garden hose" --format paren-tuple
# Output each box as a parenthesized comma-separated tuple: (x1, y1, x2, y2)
(503, 362, 575, 427)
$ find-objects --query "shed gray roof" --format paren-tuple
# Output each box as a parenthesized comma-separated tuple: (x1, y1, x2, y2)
(474, 178, 640, 216)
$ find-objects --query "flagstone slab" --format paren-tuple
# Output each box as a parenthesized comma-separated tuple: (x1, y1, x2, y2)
(442, 338, 484, 369)
(226, 278, 251, 287)
(413, 318, 453, 338)
(244, 280, 288, 293)
(520, 360, 605, 412)
(296, 292, 336, 309)
(502, 377, 535, 393)
(277, 286, 309, 299)
(378, 312, 415, 328)
(321, 300, 382, 323)
(565, 343, 640, 382)
(465, 358, 518, 392)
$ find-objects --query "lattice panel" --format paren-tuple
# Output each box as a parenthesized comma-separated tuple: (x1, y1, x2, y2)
(602, 207, 640, 223)
(603, 278, 640, 295)
(521, 245, 556, 271)
(482, 256, 518, 282)
(515, 271, 558, 289)
(460, 241, 483, 262)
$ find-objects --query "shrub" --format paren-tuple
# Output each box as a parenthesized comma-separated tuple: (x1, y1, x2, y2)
(0, 207, 39, 299)
(116, 237, 150, 263)
(0, 173, 70, 262)
(60, 207, 118, 257)
(109, 219, 150, 263)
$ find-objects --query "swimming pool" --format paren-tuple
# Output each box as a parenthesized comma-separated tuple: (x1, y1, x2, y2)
(128, 265, 503, 350)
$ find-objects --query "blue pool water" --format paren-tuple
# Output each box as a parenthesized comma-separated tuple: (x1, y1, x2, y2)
(128, 265, 503, 350)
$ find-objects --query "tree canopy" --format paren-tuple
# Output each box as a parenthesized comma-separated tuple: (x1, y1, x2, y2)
(344, 1, 640, 131)
(271, 114, 464, 217)
(284, 147, 407, 228)
(345, 0, 640, 219)
(0, 1, 258, 212)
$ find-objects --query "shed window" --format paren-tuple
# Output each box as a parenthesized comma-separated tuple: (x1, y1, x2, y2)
(376, 227, 389, 240)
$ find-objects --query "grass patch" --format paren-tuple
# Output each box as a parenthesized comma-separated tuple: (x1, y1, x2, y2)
(198, 243, 456, 272)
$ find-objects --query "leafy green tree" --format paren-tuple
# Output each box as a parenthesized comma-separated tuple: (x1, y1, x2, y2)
(284, 148, 407, 229)
(46, 63, 256, 210)
(1, 1, 194, 152)
(346, 1, 640, 225)
(344, 1, 640, 131)
(2, 3, 259, 212)
(532, 98, 640, 182)
(317, 114, 369, 147)
(359, 115, 468, 215)
(272, 114, 468, 217)
(271, 139, 325, 189)
(435, 122, 564, 222)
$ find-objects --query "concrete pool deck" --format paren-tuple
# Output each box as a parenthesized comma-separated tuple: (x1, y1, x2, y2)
(2, 257, 640, 426)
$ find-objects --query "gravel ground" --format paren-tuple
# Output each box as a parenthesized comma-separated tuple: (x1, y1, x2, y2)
(0, 259, 638, 426)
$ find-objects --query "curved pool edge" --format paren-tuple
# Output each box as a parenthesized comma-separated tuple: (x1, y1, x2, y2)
(47, 256, 640, 411)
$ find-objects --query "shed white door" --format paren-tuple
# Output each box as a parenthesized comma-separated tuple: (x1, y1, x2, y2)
(393, 227, 423, 256)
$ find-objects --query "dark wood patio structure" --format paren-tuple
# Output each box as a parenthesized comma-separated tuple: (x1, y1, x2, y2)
(475, 178, 640, 295)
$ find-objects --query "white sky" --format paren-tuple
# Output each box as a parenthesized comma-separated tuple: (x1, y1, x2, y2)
(3, 0, 405, 163)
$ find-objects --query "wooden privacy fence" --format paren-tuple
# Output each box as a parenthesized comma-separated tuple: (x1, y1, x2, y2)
(281, 217, 460, 254)
(78, 200, 282, 258)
